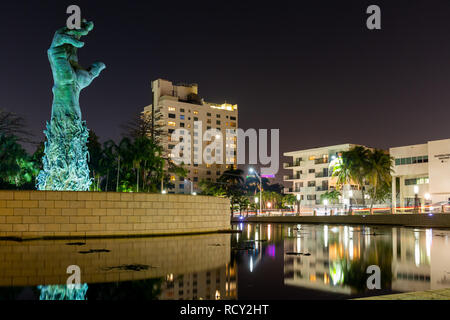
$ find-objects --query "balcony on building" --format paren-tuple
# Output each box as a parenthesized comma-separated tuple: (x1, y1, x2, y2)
(315, 171, 330, 178)
(283, 160, 303, 168)
(283, 173, 302, 181)
(314, 158, 329, 165)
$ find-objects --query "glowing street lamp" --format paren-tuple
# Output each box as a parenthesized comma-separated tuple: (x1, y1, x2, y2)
(249, 167, 262, 216)
(324, 199, 329, 215)
(296, 193, 301, 215)
(414, 185, 419, 213)
(184, 178, 194, 195)
(348, 189, 353, 215)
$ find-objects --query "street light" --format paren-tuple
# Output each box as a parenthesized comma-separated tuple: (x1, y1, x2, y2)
(348, 189, 353, 215)
(296, 193, 301, 215)
(184, 178, 194, 195)
(324, 199, 329, 215)
(414, 185, 419, 213)
(249, 167, 262, 216)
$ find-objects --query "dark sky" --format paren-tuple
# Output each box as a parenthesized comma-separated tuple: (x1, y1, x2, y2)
(1, 1, 450, 181)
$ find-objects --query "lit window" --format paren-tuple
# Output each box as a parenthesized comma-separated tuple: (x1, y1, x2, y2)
(168, 107, 176, 112)
(309, 156, 315, 160)
(170, 176, 176, 181)
(193, 111, 199, 115)
(168, 121, 176, 126)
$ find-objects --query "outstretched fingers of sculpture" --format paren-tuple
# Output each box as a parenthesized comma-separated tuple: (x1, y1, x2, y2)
(51, 33, 85, 49)
(88, 62, 106, 78)
(65, 20, 94, 38)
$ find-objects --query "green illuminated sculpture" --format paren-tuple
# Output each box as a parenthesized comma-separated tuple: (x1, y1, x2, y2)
(37, 20, 106, 191)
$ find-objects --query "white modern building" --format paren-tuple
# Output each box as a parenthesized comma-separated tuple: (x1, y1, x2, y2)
(390, 138, 450, 211)
(283, 143, 369, 209)
(143, 79, 238, 194)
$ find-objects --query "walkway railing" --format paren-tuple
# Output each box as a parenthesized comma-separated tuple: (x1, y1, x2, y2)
(232, 204, 450, 218)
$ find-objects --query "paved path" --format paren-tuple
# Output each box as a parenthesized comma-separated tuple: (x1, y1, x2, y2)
(356, 289, 450, 300)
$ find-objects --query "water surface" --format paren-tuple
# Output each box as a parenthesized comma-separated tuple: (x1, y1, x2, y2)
(0, 223, 449, 300)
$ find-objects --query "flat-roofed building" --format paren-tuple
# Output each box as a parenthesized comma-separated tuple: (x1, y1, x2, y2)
(390, 138, 450, 210)
(283, 143, 369, 209)
(143, 79, 238, 194)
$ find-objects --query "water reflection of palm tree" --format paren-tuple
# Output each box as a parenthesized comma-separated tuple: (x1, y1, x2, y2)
(340, 241, 393, 293)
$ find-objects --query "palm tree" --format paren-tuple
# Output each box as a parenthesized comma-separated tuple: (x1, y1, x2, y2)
(114, 137, 133, 192)
(100, 140, 117, 191)
(218, 168, 245, 186)
(282, 194, 297, 209)
(330, 154, 353, 192)
(0, 134, 37, 188)
(345, 146, 371, 206)
(320, 190, 341, 205)
(365, 149, 393, 214)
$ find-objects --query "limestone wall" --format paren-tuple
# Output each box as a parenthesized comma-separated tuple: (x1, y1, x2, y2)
(0, 191, 230, 239)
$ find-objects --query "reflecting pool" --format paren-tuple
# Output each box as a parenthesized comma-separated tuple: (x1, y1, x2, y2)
(0, 223, 450, 300)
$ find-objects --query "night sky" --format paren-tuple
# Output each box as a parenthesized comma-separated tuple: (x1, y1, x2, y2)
(1, 1, 450, 181)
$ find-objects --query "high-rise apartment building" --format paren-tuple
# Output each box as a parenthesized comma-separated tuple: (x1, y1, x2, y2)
(143, 79, 238, 194)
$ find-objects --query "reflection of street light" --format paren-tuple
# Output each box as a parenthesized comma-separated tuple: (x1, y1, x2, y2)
(296, 193, 301, 215)
(249, 167, 262, 216)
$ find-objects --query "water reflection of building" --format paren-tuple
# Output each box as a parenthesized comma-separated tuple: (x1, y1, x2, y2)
(392, 228, 450, 292)
(283, 225, 358, 295)
(159, 262, 237, 300)
(283, 225, 450, 295)
(392, 228, 431, 292)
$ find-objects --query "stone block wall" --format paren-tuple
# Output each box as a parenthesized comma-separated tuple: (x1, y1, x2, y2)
(0, 191, 230, 239)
